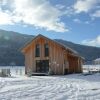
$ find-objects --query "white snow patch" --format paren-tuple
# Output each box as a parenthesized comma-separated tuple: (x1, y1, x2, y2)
(0, 74, 100, 100)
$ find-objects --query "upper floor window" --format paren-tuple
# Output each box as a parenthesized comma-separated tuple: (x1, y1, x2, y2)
(44, 43, 49, 57)
(35, 44, 40, 57)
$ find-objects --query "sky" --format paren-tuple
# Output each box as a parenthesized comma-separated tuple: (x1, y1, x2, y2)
(0, 0, 100, 47)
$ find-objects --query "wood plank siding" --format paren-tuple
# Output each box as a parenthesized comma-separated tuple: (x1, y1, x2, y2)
(21, 34, 82, 75)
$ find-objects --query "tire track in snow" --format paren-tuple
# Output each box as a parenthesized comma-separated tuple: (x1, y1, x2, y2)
(0, 77, 80, 100)
(0, 76, 100, 100)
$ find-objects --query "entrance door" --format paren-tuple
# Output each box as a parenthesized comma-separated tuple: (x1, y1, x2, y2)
(36, 60, 49, 73)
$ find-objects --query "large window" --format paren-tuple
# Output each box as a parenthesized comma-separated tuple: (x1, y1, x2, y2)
(44, 43, 49, 57)
(35, 44, 40, 57)
(36, 60, 49, 73)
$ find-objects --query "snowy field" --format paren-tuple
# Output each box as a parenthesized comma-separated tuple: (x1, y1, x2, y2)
(0, 65, 100, 100)
(0, 74, 100, 100)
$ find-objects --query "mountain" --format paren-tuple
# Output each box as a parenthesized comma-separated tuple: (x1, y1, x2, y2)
(0, 29, 34, 66)
(0, 29, 100, 66)
(55, 39, 100, 64)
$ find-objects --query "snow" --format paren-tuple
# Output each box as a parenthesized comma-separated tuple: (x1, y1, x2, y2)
(0, 74, 100, 100)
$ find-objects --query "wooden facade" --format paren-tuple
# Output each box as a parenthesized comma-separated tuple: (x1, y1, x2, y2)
(21, 34, 82, 75)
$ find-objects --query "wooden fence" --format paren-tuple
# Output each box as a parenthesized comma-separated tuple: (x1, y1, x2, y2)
(0, 66, 25, 76)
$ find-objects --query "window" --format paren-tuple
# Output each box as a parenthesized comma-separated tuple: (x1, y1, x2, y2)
(35, 44, 40, 57)
(44, 43, 49, 57)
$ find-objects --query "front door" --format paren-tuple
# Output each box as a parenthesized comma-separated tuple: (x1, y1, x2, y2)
(36, 60, 49, 73)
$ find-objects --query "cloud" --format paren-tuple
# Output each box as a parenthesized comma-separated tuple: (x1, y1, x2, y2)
(82, 35, 100, 47)
(0, 0, 68, 32)
(73, 18, 90, 24)
(73, 0, 99, 13)
(92, 10, 100, 18)
(0, 9, 14, 25)
(73, 18, 81, 23)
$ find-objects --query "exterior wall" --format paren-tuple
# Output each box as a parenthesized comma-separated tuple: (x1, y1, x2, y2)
(22, 36, 82, 75)
(78, 58, 83, 73)
(67, 54, 82, 73)
(24, 43, 35, 74)
(63, 52, 69, 74)
(49, 41, 64, 74)
(67, 55, 76, 73)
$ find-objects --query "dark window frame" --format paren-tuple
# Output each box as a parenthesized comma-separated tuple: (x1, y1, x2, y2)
(44, 43, 49, 57)
(35, 44, 40, 57)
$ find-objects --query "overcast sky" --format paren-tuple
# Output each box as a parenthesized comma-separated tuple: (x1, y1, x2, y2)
(0, 0, 100, 47)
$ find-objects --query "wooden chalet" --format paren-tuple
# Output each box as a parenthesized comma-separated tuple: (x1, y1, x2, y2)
(21, 34, 83, 75)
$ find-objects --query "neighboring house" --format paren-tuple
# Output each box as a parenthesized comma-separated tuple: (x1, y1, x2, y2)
(94, 58, 100, 65)
(21, 34, 83, 75)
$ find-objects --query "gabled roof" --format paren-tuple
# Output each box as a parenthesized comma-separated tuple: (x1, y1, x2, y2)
(21, 34, 80, 56)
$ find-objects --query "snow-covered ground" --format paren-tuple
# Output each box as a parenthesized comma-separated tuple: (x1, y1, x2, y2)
(0, 74, 100, 100)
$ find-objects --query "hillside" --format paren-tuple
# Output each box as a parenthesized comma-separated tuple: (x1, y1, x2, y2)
(55, 39, 100, 64)
(0, 29, 33, 66)
(0, 29, 100, 66)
